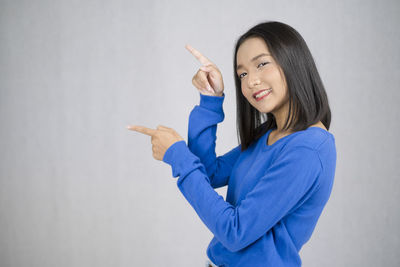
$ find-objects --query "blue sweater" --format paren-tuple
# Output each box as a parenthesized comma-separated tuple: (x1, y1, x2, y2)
(162, 93, 337, 267)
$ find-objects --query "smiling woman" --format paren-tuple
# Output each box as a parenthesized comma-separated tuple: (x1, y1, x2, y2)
(128, 20, 337, 267)
(236, 37, 290, 125)
(235, 35, 328, 146)
(233, 22, 332, 151)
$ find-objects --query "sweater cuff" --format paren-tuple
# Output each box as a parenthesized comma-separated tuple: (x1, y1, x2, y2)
(163, 140, 201, 178)
(199, 92, 225, 113)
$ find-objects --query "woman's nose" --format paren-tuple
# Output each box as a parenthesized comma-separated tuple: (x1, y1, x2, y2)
(248, 74, 261, 88)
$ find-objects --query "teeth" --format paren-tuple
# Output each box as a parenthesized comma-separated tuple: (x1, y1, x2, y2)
(255, 89, 271, 99)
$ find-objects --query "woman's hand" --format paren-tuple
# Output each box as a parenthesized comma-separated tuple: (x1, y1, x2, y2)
(185, 44, 224, 97)
(126, 125, 184, 161)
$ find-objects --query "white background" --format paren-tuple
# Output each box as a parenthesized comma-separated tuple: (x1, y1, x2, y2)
(0, 0, 399, 266)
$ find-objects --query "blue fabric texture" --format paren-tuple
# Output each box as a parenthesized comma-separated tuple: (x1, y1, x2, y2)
(163, 92, 337, 267)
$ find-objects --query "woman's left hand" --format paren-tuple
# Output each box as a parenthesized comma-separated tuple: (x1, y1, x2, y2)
(126, 125, 184, 161)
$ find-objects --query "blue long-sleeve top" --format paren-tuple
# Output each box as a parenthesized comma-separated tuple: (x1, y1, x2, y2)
(162, 92, 337, 267)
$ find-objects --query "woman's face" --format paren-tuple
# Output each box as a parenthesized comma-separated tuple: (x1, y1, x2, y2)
(236, 37, 290, 115)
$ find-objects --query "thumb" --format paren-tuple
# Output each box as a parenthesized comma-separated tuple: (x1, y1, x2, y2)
(200, 65, 220, 81)
(200, 65, 213, 72)
(200, 64, 223, 94)
(157, 125, 170, 130)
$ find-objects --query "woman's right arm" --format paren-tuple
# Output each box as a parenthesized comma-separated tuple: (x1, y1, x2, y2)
(185, 44, 240, 188)
(188, 92, 241, 189)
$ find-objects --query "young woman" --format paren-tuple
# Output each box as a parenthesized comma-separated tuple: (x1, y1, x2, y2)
(127, 21, 337, 267)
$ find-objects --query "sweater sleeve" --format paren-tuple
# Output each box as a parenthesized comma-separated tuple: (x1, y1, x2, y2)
(187, 92, 241, 188)
(163, 142, 322, 252)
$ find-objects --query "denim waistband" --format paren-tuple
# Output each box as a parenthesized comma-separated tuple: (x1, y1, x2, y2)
(205, 259, 219, 267)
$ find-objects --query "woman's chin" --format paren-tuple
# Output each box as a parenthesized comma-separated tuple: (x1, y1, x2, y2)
(252, 105, 271, 114)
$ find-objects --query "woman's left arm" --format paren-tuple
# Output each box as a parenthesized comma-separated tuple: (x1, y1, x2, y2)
(127, 124, 323, 253)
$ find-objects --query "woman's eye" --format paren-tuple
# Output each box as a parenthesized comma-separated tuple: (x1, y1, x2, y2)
(238, 62, 269, 79)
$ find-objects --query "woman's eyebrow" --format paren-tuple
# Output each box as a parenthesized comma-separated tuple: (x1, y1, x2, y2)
(236, 53, 270, 71)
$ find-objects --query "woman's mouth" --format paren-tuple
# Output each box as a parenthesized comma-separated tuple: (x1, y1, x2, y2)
(254, 89, 272, 101)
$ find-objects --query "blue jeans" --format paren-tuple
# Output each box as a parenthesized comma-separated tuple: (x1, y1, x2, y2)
(205, 259, 219, 267)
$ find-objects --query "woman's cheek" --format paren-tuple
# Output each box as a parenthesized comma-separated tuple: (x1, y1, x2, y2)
(262, 67, 273, 76)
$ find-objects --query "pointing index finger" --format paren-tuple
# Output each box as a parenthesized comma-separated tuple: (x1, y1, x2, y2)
(127, 125, 157, 136)
(185, 44, 214, 66)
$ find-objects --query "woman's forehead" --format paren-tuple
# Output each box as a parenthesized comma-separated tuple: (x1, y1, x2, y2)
(236, 37, 272, 68)
(239, 37, 269, 53)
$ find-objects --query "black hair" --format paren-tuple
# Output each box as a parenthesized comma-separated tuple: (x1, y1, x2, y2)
(233, 21, 332, 151)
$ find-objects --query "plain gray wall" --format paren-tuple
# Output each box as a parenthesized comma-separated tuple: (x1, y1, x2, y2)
(1, 0, 399, 266)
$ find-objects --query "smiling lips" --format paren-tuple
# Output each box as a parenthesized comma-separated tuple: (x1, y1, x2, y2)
(253, 88, 272, 101)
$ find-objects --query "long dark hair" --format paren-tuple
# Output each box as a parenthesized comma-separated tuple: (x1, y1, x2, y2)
(233, 21, 332, 151)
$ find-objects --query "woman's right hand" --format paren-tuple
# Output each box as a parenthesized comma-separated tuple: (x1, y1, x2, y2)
(185, 44, 225, 97)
